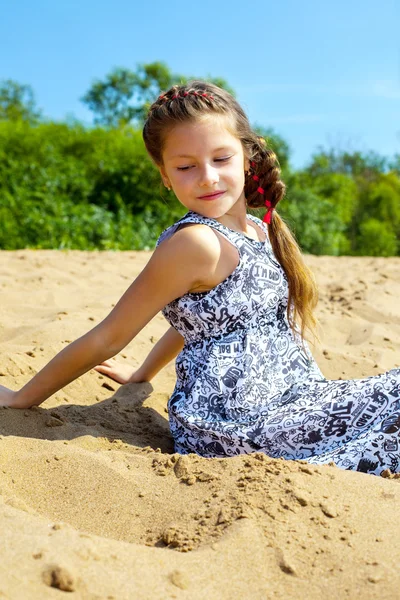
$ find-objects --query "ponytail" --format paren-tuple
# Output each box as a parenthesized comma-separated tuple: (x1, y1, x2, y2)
(269, 212, 319, 344)
(245, 137, 319, 343)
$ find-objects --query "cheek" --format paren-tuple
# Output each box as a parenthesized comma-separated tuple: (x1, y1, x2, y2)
(230, 163, 245, 185)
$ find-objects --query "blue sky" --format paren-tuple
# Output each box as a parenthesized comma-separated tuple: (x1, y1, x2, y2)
(1, 0, 399, 168)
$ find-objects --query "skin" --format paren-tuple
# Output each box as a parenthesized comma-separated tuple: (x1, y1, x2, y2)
(0, 115, 267, 408)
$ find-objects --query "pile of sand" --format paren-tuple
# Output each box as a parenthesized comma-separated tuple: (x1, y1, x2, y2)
(0, 250, 399, 599)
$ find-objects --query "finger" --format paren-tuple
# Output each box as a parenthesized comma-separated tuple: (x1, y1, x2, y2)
(98, 359, 114, 367)
(94, 359, 118, 370)
(93, 365, 112, 374)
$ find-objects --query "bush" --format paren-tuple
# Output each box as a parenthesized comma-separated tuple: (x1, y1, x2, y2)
(356, 219, 398, 256)
(0, 121, 185, 250)
(0, 120, 399, 255)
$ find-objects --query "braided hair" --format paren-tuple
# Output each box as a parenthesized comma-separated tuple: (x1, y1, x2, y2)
(143, 81, 319, 343)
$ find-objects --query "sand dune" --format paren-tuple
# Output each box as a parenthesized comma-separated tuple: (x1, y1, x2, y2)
(0, 250, 399, 599)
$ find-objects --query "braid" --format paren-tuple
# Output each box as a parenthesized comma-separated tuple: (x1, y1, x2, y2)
(242, 135, 318, 343)
(145, 84, 218, 129)
(244, 136, 286, 222)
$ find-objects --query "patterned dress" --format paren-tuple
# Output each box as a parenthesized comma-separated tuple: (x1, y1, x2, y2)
(156, 210, 400, 475)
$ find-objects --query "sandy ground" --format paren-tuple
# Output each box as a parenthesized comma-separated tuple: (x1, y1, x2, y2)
(0, 249, 399, 600)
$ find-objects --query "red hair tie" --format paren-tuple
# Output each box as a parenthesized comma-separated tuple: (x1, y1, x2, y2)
(158, 91, 214, 102)
(263, 200, 273, 224)
(255, 185, 274, 224)
(251, 162, 274, 224)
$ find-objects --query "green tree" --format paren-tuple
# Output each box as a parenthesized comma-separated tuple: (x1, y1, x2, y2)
(307, 148, 387, 179)
(253, 125, 291, 173)
(82, 62, 235, 128)
(81, 63, 173, 127)
(0, 79, 42, 123)
(352, 172, 400, 255)
(388, 154, 400, 176)
(356, 219, 398, 256)
(276, 185, 350, 255)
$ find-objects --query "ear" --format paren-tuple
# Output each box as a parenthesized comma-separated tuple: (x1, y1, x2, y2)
(244, 156, 250, 174)
(159, 166, 171, 190)
(158, 167, 171, 190)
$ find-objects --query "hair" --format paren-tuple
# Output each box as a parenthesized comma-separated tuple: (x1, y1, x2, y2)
(143, 80, 319, 343)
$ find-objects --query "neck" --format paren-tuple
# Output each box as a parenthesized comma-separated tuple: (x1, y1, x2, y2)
(215, 197, 248, 234)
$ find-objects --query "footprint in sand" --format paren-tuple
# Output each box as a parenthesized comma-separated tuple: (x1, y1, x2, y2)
(345, 323, 374, 345)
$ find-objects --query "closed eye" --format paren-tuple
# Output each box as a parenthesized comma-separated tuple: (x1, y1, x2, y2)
(176, 156, 232, 171)
(214, 156, 232, 162)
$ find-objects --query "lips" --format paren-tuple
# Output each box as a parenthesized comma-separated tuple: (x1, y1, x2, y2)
(197, 191, 225, 200)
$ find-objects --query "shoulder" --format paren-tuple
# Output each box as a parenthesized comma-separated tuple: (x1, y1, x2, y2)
(155, 222, 222, 268)
(127, 224, 221, 309)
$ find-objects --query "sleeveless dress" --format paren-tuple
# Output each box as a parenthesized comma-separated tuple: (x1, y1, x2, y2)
(156, 210, 400, 476)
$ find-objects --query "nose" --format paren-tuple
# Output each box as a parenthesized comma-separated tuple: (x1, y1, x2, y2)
(198, 163, 219, 187)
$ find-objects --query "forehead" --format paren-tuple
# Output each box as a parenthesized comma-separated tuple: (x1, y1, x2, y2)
(162, 115, 241, 160)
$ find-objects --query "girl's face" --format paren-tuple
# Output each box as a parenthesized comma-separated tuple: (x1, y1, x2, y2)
(160, 116, 249, 220)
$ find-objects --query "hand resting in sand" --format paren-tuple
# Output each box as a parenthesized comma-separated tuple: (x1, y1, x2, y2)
(0, 384, 17, 408)
(0, 219, 188, 409)
(94, 359, 148, 384)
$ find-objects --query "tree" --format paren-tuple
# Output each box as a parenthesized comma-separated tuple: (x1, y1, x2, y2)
(362, 173, 400, 232)
(356, 219, 398, 256)
(253, 125, 291, 173)
(81, 62, 235, 128)
(306, 148, 387, 179)
(389, 154, 400, 176)
(81, 63, 173, 128)
(278, 184, 350, 255)
(0, 79, 42, 123)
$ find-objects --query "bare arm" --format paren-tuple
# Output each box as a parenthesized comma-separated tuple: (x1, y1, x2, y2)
(2, 225, 220, 409)
(133, 326, 184, 381)
(94, 326, 184, 383)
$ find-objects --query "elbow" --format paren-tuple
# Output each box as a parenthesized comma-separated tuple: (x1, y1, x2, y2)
(95, 322, 128, 359)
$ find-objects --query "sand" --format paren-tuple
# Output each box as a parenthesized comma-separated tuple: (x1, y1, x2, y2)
(0, 249, 399, 600)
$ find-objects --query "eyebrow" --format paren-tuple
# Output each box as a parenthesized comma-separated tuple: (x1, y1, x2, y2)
(169, 147, 234, 159)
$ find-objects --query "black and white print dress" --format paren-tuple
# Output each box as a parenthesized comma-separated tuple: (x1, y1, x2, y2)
(156, 211, 400, 475)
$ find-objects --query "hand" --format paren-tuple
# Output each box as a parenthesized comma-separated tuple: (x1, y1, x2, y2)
(93, 359, 148, 384)
(0, 384, 19, 408)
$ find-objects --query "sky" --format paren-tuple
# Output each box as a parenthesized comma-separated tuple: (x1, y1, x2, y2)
(1, 0, 399, 169)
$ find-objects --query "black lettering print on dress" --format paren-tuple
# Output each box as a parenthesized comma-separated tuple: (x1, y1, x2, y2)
(156, 211, 400, 475)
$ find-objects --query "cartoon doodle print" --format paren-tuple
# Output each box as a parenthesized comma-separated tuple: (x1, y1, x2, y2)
(157, 211, 400, 475)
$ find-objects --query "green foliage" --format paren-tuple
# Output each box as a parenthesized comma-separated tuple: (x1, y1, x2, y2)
(278, 186, 351, 256)
(1, 72, 399, 256)
(81, 62, 235, 128)
(0, 120, 185, 250)
(0, 79, 42, 124)
(363, 173, 400, 231)
(81, 63, 179, 127)
(253, 125, 291, 174)
(302, 149, 400, 256)
(389, 154, 400, 176)
(306, 148, 388, 178)
(356, 219, 398, 256)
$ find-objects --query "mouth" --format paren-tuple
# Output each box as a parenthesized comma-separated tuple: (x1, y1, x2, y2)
(197, 191, 226, 200)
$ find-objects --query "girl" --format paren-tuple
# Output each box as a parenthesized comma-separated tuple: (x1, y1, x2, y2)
(1, 81, 399, 476)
